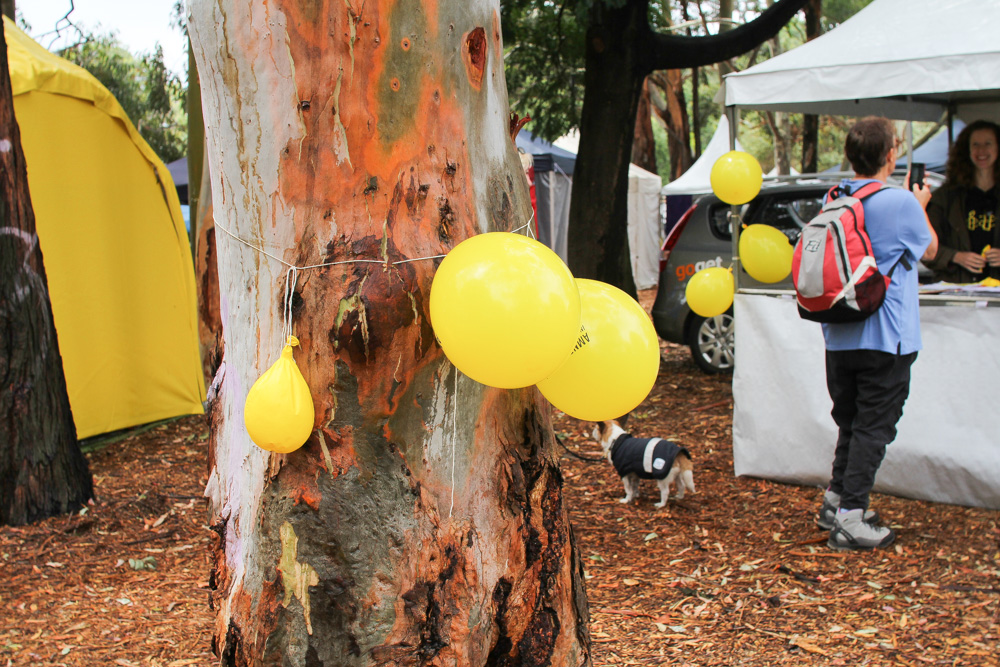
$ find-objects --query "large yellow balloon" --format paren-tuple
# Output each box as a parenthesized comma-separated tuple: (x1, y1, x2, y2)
(537, 280, 660, 421)
(430, 232, 581, 388)
(739, 224, 793, 283)
(710, 151, 763, 205)
(244, 336, 315, 453)
(685, 267, 734, 318)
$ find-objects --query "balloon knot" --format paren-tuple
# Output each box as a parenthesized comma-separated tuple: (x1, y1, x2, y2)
(286, 335, 300, 347)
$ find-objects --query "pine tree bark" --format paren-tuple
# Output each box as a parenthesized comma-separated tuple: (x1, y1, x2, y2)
(0, 24, 93, 527)
(188, 2, 590, 665)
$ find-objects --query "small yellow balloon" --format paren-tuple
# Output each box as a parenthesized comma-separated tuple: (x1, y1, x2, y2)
(710, 151, 763, 205)
(244, 336, 315, 453)
(739, 224, 793, 283)
(537, 280, 660, 421)
(685, 267, 734, 318)
(430, 232, 581, 388)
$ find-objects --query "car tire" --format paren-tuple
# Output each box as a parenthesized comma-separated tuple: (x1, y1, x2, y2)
(686, 311, 735, 374)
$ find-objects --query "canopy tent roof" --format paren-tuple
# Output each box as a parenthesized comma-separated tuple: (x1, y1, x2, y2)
(661, 116, 745, 196)
(720, 0, 1000, 122)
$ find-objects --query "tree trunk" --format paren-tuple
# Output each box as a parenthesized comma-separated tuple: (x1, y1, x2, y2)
(567, 0, 809, 295)
(1, 1, 13, 21)
(187, 37, 205, 257)
(649, 70, 692, 181)
(801, 0, 822, 173)
(0, 24, 93, 527)
(630, 77, 657, 174)
(188, 2, 590, 665)
(568, 1, 647, 296)
(194, 153, 221, 386)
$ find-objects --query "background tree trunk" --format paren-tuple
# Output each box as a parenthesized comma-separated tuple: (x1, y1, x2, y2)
(630, 78, 657, 174)
(1, 1, 13, 21)
(801, 0, 822, 173)
(188, 1, 590, 665)
(649, 70, 692, 181)
(0, 25, 93, 527)
(186, 38, 204, 257)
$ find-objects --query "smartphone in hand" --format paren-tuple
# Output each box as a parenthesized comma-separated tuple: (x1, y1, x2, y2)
(910, 162, 926, 188)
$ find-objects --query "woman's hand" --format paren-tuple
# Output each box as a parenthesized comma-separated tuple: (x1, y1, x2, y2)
(952, 251, 987, 273)
(984, 247, 1000, 267)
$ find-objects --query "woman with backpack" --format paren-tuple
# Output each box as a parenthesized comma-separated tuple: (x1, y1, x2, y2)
(925, 120, 1000, 283)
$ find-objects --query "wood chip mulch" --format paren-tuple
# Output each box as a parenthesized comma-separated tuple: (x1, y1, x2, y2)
(2, 291, 998, 666)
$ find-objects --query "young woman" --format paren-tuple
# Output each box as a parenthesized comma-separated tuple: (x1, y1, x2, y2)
(925, 120, 1000, 283)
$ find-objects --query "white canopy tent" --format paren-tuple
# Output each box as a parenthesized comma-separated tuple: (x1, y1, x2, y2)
(627, 164, 664, 290)
(661, 115, 745, 196)
(717, 0, 1000, 509)
(720, 0, 1000, 123)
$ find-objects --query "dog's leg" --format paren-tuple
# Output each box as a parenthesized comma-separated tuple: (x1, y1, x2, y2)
(619, 475, 633, 504)
(655, 478, 670, 508)
(682, 469, 696, 496)
(666, 467, 684, 500)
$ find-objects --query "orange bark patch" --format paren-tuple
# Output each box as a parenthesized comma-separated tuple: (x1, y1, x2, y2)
(463, 27, 487, 90)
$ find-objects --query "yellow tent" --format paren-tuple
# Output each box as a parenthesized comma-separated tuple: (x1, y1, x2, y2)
(4, 17, 205, 439)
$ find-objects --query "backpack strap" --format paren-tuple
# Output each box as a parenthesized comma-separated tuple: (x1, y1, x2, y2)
(848, 181, 886, 200)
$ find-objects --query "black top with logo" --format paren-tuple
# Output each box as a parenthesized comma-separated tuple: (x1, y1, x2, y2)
(965, 186, 997, 254)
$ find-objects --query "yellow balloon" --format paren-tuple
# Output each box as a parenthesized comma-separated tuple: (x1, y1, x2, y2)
(739, 224, 793, 283)
(537, 280, 660, 421)
(710, 151, 763, 205)
(244, 336, 315, 453)
(429, 232, 581, 388)
(685, 267, 734, 318)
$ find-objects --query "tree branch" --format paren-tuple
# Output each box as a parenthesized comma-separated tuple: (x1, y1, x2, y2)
(646, 0, 810, 72)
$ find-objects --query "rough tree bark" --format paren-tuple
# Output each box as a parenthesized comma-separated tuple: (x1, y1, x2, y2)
(188, 1, 590, 665)
(630, 78, 657, 174)
(568, 0, 809, 296)
(0, 24, 93, 527)
(649, 70, 692, 181)
(801, 0, 822, 173)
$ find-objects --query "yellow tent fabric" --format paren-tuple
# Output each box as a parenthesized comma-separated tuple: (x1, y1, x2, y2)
(4, 17, 205, 438)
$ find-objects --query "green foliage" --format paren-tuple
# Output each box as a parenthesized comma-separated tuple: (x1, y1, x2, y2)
(60, 33, 187, 163)
(501, 0, 586, 141)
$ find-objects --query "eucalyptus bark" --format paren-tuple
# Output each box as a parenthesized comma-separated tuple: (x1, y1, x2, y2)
(0, 25, 93, 527)
(649, 70, 692, 181)
(630, 78, 657, 174)
(568, 0, 809, 296)
(186, 36, 205, 257)
(188, 1, 589, 665)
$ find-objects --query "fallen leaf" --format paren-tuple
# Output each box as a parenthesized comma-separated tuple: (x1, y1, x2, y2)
(623, 578, 639, 586)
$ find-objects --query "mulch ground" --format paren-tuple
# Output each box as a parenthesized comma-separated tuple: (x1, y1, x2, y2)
(2, 292, 998, 666)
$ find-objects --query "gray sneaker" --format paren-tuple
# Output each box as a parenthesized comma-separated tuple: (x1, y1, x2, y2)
(828, 508, 896, 551)
(816, 489, 880, 530)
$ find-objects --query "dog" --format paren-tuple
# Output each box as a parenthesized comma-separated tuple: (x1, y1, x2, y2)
(592, 420, 695, 508)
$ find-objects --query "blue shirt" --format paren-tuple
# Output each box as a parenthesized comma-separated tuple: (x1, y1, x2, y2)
(822, 179, 932, 354)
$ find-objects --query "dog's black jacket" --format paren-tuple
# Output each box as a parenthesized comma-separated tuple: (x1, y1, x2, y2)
(609, 434, 687, 480)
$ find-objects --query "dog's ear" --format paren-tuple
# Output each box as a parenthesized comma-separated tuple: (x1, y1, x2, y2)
(595, 421, 609, 438)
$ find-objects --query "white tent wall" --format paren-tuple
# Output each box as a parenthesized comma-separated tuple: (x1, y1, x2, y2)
(627, 164, 663, 290)
(535, 168, 572, 263)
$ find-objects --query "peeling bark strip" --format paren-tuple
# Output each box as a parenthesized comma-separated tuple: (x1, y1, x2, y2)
(188, 1, 590, 665)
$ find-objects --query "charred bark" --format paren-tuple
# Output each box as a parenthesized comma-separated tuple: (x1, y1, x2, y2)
(567, 0, 809, 296)
(189, 1, 590, 664)
(0, 26, 93, 527)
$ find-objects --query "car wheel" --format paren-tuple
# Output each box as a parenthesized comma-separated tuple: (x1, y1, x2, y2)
(686, 312, 735, 374)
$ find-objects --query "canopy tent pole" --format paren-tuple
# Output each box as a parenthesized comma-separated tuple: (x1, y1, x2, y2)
(727, 105, 742, 293)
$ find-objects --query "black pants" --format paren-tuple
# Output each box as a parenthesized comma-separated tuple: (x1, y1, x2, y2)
(826, 349, 917, 511)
